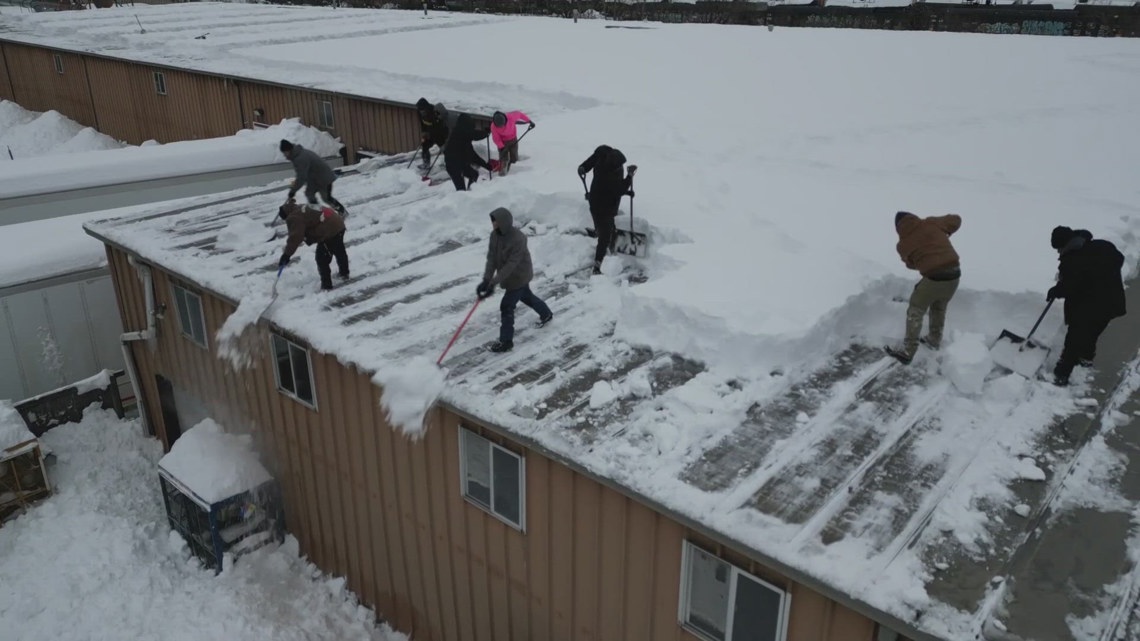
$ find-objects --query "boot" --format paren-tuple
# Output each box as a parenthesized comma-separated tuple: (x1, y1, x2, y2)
(490, 340, 513, 353)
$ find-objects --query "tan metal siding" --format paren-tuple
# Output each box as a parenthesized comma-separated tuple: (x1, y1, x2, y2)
(84, 57, 141, 145)
(101, 246, 884, 641)
(0, 43, 14, 102)
(4, 44, 95, 127)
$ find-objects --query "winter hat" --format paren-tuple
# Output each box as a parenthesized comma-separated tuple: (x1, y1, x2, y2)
(416, 97, 431, 111)
(492, 111, 507, 128)
(279, 139, 294, 153)
(278, 205, 289, 220)
(1051, 225, 1075, 250)
(895, 211, 914, 227)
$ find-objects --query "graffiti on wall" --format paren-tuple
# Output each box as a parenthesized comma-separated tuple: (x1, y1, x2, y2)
(977, 19, 1068, 35)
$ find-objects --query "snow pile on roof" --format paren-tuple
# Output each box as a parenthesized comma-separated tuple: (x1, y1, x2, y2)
(0, 100, 125, 161)
(0, 400, 35, 452)
(0, 118, 341, 200)
(0, 407, 404, 641)
(158, 418, 273, 504)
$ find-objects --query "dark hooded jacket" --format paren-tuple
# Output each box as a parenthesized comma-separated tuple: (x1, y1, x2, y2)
(1051, 228, 1126, 324)
(280, 202, 346, 260)
(579, 145, 631, 213)
(444, 113, 490, 169)
(416, 98, 448, 145)
(286, 144, 337, 190)
(482, 207, 533, 291)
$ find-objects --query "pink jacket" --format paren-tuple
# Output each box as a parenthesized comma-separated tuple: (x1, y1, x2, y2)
(490, 111, 532, 149)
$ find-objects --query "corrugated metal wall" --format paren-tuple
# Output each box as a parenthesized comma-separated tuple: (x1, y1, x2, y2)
(106, 246, 878, 641)
(0, 40, 431, 159)
(0, 44, 14, 102)
(2, 43, 95, 128)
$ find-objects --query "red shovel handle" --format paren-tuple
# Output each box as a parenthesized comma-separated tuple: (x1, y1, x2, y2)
(437, 298, 482, 365)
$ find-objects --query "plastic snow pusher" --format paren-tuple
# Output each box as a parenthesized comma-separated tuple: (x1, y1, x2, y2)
(989, 299, 1053, 378)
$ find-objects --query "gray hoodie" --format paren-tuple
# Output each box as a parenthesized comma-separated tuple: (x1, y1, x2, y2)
(482, 208, 533, 291)
(289, 144, 337, 191)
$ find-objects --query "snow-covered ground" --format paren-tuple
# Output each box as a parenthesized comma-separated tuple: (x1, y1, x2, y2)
(3, 2, 1136, 638)
(0, 407, 404, 641)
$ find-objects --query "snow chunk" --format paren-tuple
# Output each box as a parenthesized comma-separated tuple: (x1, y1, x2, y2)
(73, 369, 112, 395)
(0, 400, 35, 451)
(217, 214, 272, 251)
(1012, 457, 1047, 482)
(1013, 504, 1031, 517)
(796, 411, 810, 424)
(158, 418, 272, 504)
(589, 381, 620, 409)
(372, 356, 446, 438)
(216, 295, 274, 370)
(943, 333, 992, 395)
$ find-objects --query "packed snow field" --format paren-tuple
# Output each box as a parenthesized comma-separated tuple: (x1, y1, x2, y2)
(0, 408, 404, 641)
(6, 2, 1137, 638)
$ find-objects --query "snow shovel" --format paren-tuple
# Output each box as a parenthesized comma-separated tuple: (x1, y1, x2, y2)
(437, 297, 483, 366)
(421, 149, 441, 182)
(990, 299, 1054, 378)
(612, 167, 647, 258)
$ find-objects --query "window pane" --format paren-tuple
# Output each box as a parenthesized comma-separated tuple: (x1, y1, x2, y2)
(463, 432, 491, 508)
(188, 294, 206, 345)
(686, 548, 730, 641)
(491, 447, 521, 526)
(272, 335, 294, 394)
(731, 574, 782, 641)
(290, 344, 313, 403)
(174, 289, 192, 336)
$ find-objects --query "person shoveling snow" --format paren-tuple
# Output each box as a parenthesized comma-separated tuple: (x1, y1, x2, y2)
(477, 207, 553, 353)
(278, 202, 349, 291)
(885, 211, 963, 366)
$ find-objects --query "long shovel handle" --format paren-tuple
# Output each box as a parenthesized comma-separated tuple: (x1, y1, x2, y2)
(579, 174, 589, 199)
(437, 297, 482, 366)
(1019, 298, 1054, 351)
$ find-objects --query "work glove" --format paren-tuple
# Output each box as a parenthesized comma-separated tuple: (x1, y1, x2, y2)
(278, 255, 290, 271)
(476, 280, 494, 300)
(577, 165, 587, 178)
(1046, 285, 1061, 302)
(627, 190, 635, 198)
(627, 164, 638, 177)
(286, 191, 296, 203)
(527, 121, 535, 130)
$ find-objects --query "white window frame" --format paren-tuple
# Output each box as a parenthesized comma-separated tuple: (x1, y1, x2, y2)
(53, 54, 63, 75)
(153, 71, 167, 96)
(170, 282, 208, 349)
(269, 332, 317, 409)
(317, 99, 334, 129)
(678, 541, 791, 641)
(458, 427, 525, 531)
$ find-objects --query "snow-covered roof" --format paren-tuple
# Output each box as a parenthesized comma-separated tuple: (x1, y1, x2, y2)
(70, 6, 1140, 639)
(0, 118, 342, 200)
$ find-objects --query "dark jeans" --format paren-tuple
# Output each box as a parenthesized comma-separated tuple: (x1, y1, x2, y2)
(315, 230, 349, 288)
(421, 139, 441, 166)
(590, 207, 618, 266)
(1054, 316, 1112, 380)
(500, 285, 552, 345)
(445, 159, 480, 191)
(306, 182, 346, 213)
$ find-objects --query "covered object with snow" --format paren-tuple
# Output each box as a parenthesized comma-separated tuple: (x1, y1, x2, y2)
(0, 400, 51, 524)
(157, 418, 283, 573)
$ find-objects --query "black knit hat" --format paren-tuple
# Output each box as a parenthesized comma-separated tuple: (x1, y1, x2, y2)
(1051, 226, 1075, 250)
(279, 139, 294, 153)
(492, 111, 506, 127)
(895, 211, 914, 227)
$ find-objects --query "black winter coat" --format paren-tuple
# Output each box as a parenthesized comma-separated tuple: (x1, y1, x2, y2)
(443, 114, 490, 169)
(579, 145, 630, 214)
(1053, 230, 1127, 325)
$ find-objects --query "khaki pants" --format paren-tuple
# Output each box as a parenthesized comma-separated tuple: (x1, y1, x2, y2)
(498, 138, 519, 176)
(903, 276, 959, 356)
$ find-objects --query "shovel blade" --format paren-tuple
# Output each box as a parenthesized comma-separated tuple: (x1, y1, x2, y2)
(612, 229, 648, 258)
(990, 331, 1050, 379)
